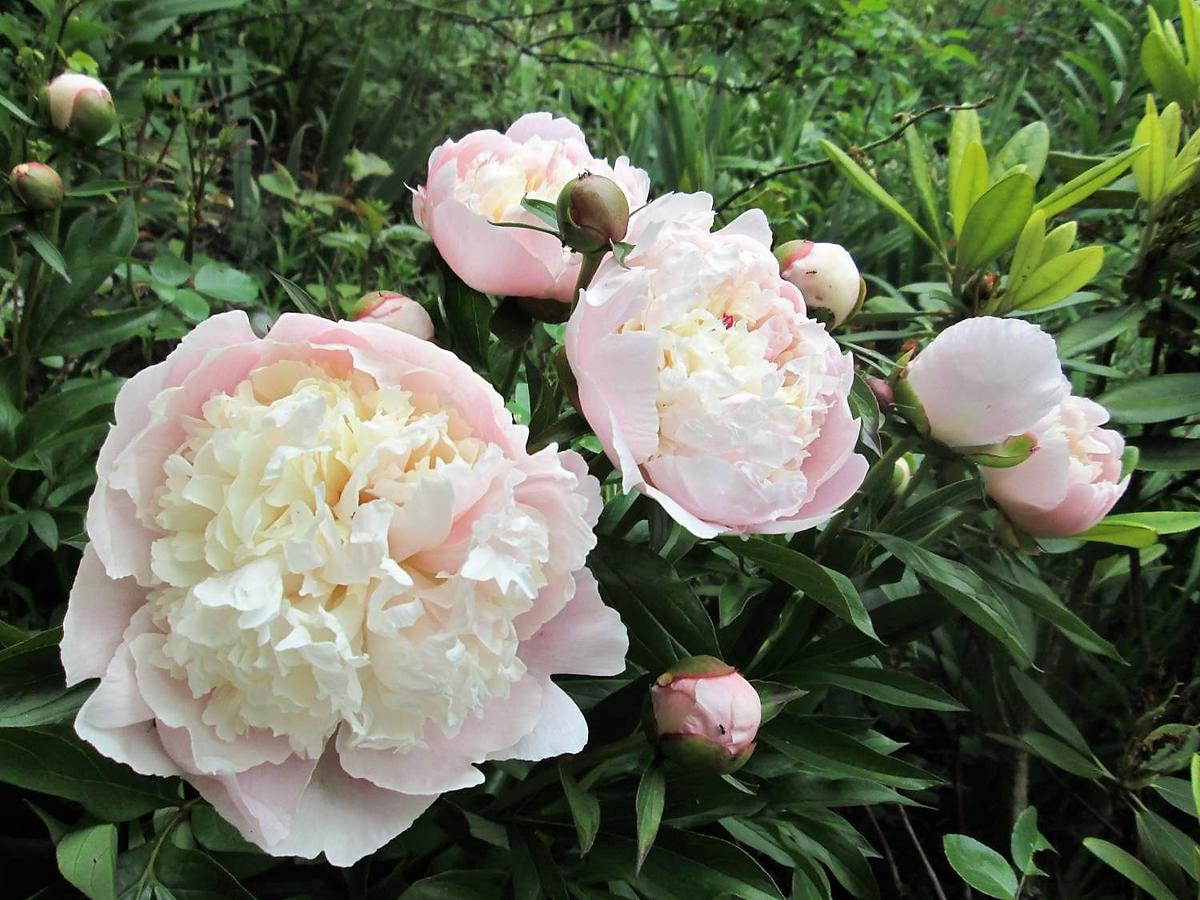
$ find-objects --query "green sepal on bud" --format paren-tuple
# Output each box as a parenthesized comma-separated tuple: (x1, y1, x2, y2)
(10, 162, 64, 212)
(556, 172, 629, 255)
(889, 352, 930, 437)
(659, 734, 756, 776)
(655, 654, 735, 685)
(962, 433, 1037, 468)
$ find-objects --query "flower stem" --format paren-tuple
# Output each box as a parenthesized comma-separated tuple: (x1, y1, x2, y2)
(569, 250, 605, 313)
(814, 433, 918, 556)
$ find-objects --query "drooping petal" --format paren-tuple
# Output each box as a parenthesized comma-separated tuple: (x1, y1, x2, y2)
(61, 546, 146, 685)
(520, 570, 628, 677)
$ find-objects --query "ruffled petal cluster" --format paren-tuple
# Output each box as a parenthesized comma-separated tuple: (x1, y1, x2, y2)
(62, 312, 626, 866)
(565, 193, 868, 537)
(413, 112, 649, 301)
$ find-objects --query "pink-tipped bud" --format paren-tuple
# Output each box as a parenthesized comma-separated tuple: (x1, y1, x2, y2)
(350, 291, 435, 341)
(45, 73, 116, 144)
(650, 655, 761, 775)
(10, 162, 64, 212)
(776, 240, 864, 326)
(556, 172, 630, 254)
(866, 376, 894, 409)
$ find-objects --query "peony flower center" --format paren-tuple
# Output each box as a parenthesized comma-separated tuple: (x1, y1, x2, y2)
(146, 360, 546, 757)
(456, 138, 582, 223)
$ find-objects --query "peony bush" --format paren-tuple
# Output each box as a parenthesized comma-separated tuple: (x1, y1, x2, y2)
(3, 6, 1199, 894)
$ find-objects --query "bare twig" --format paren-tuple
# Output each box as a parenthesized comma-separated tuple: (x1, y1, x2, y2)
(714, 95, 996, 214)
(898, 805, 950, 900)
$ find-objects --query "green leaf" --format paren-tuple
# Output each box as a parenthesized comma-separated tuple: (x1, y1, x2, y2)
(763, 717, 941, 790)
(438, 261, 493, 371)
(600, 828, 786, 899)
(991, 573, 1124, 663)
(1135, 438, 1200, 472)
(820, 140, 938, 251)
(723, 537, 877, 640)
(559, 763, 600, 856)
(258, 163, 299, 201)
(57, 824, 116, 900)
(1098, 511, 1200, 536)
(0, 726, 179, 821)
(1076, 519, 1159, 548)
(867, 533, 1033, 666)
(943, 834, 1018, 899)
(316, 47, 368, 184)
(1020, 731, 1108, 779)
(951, 141, 989, 238)
(44, 308, 159, 357)
(636, 761, 666, 873)
(783, 665, 965, 711)
(956, 171, 1035, 272)
(1003, 210, 1047, 301)
(271, 271, 326, 317)
(948, 108, 983, 207)
(27, 231, 72, 284)
(397, 871, 508, 900)
(1133, 96, 1170, 202)
(1039, 220, 1078, 264)
(17, 378, 121, 451)
(1010, 806, 1052, 877)
(904, 127, 944, 245)
(1035, 144, 1147, 217)
(0, 90, 37, 125)
(1083, 838, 1177, 900)
(1142, 29, 1197, 108)
(591, 536, 718, 673)
(194, 263, 258, 304)
(1098, 374, 1200, 424)
(940, 835, 1017, 897)
(520, 197, 561, 230)
(1009, 667, 1090, 754)
(344, 148, 393, 181)
(991, 121, 1051, 184)
(1056, 305, 1144, 357)
(0, 628, 91, 727)
(1008, 246, 1104, 310)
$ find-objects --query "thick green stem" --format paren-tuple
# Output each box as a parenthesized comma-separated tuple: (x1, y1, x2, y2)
(814, 434, 918, 556)
(569, 250, 605, 312)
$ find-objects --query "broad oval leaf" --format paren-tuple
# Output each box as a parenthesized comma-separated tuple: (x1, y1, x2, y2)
(957, 171, 1035, 272)
(1098, 373, 1200, 424)
(57, 824, 117, 900)
(991, 121, 1051, 184)
(1009, 246, 1104, 310)
(943, 834, 1019, 899)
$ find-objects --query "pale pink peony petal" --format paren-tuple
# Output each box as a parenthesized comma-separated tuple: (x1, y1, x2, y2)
(905, 317, 1067, 449)
(520, 570, 628, 677)
(489, 680, 588, 761)
(505, 111, 588, 145)
(61, 545, 146, 685)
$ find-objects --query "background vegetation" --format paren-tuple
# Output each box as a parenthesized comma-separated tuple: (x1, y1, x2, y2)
(1, 0, 1198, 897)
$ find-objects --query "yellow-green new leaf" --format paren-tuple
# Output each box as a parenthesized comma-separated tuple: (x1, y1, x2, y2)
(951, 141, 989, 238)
(1003, 210, 1047, 301)
(1036, 145, 1147, 218)
(820, 140, 939, 251)
(1183, 0, 1200, 81)
(990, 121, 1050, 184)
(1133, 97, 1169, 202)
(1142, 27, 1197, 107)
(948, 108, 982, 197)
(957, 171, 1035, 273)
(1010, 246, 1104, 310)
(905, 126, 944, 245)
(1167, 125, 1200, 195)
(1039, 220, 1078, 265)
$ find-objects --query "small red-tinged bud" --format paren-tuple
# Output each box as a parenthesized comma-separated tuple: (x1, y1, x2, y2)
(44, 72, 117, 144)
(776, 239, 863, 326)
(10, 162, 64, 212)
(650, 656, 760, 775)
(556, 172, 630, 254)
(350, 291, 434, 340)
(866, 376, 893, 409)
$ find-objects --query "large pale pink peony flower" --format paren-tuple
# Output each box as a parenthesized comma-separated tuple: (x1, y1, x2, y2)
(61, 312, 627, 866)
(982, 395, 1129, 537)
(565, 193, 868, 538)
(413, 112, 649, 302)
(903, 317, 1068, 450)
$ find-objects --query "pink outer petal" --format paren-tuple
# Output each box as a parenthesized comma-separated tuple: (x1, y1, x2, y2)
(625, 192, 716, 246)
(1003, 477, 1129, 538)
(487, 680, 588, 761)
(981, 431, 1072, 513)
(61, 545, 146, 685)
(262, 752, 436, 867)
(336, 675, 544, 795)
(905, 317, 1067, 449)
(715, 208, 773, 248)
(520, 569, 628, 677)
(751, 450, 870, 535)
(642, 454, 808, 530)
(427, 198, 567, 300)
(74, 639, 180, 778)
(505, 112, 588, 146)
(159, 724, 316, 848)
(692, 675, 761, 752)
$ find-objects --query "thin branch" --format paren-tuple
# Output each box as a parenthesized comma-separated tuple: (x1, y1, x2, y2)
(898, 805, 950, 900)
(714, 95, 996, 214)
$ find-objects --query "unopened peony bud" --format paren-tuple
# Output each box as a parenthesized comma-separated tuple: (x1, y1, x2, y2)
(650, 656, 760, 775)
(44, 73, 116, 144)
(350, 291, 435, 341)
(891, 456, 912, 493)
(10, 162, 64, 212)
(776, 240, 864, 326)
(866, 376, 894, 409)
(556, 172, 630, 254)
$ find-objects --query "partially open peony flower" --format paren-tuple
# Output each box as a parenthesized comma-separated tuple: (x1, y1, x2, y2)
(413, 112, 649, 302)
(982, 395, 1129, 537)
(62, 312, 627, 866)
(901, 317, 1068, 451)
(565, 193, 868, 538)
(776, 240, 864, 326)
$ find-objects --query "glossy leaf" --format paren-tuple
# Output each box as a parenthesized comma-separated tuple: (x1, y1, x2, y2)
(560, 763, 600, 856)
(57, 824, 117, 900)
(957, 171, 1035, 272)
(943, 834, 1018, 899)
(1008, 246, 1104, 310)
(1010, 807, 1052, 877)
(1098, 374, 1200, 424)
(1035, 144, 1146, 217)
(951, 141, 989, 239)
(1083, 838, 1177, 900)
(636, 761, 666, 873)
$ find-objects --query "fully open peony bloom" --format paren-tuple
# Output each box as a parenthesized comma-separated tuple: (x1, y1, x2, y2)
(62, 312, 626, 866)
(565, 193, 868, 538)
(902, 316, 1068, 451)
(413, 112, 649, 302)
(982, 395, 1129, 537)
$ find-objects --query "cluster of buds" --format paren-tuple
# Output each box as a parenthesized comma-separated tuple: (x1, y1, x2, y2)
(649, 655, 761, 775)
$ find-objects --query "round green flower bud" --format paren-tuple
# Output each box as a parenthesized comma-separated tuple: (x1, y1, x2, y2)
(45, 72, 117, 144)
(10, 162, 64, 212)
(556, 172, 630, 255)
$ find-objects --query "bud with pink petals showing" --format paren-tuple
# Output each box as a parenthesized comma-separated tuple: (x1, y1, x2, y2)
(556, 172, 630, 254)
(44, 73, 116, 144)
(10, 162, 64, 212)
(776, 240, 865, 326)
(650, 656, 761, 774)
(349, 291, 435, 341)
